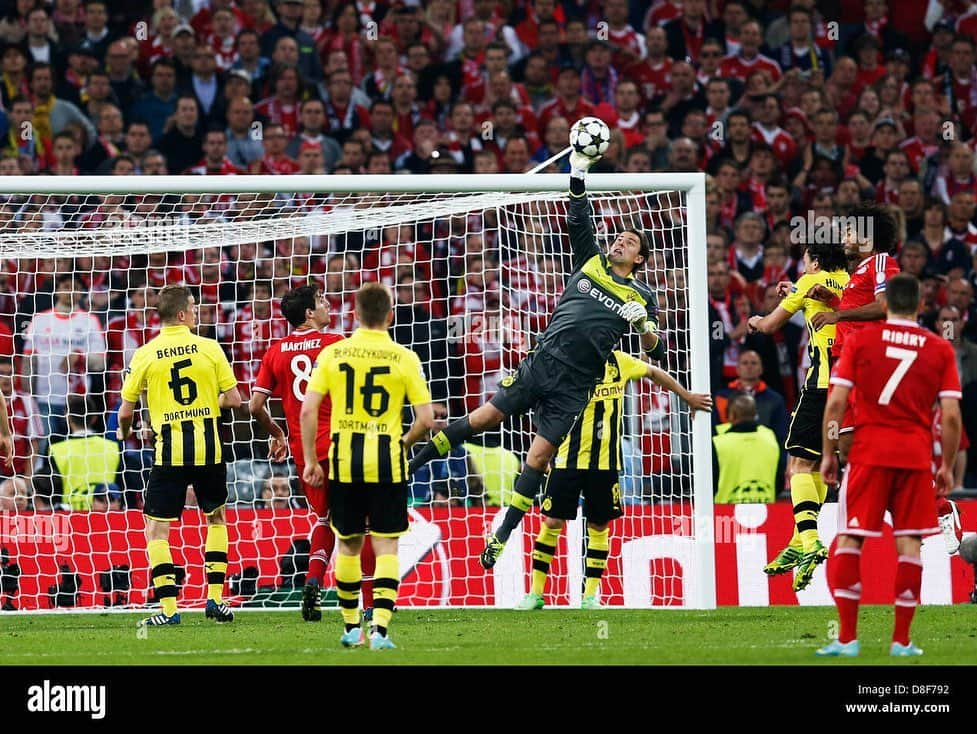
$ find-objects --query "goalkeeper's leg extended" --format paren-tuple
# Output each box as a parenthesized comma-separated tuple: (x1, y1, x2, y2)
(408, 403, 506, 476)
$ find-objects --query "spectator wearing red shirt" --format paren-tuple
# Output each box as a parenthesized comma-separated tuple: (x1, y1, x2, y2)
(720, 19, 782, 84)
(604, 0, 647, 71)
(515, 0, 563, 51)
(851, 34, 887, 97)
(899, 108, 940, 174)
(187, 129, 244, 175)
(613, 79, 644, 149)
(933, 142, 977, 204)
(255, 63, 303, 138)
(874, 149, 909, 204)
(206, 7, 241, 72)
(251, 121, 300, 174)
(537, 66, 594, 141)
(627, 25, 672, 106)
(320, 4, 366, 86)
(751, 94, 796, 168)
(390, 72, 421, 141)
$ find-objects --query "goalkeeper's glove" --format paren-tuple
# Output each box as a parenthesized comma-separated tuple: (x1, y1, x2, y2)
(620, 301, 652, 333)
(569, 149, 601, 175)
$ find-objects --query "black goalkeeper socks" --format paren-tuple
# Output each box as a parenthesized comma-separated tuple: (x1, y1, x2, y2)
(409, 417, 474, 474)
(495, 465, 545, 543)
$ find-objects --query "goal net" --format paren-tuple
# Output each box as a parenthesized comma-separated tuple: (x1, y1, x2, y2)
(0, 173, 713, 612)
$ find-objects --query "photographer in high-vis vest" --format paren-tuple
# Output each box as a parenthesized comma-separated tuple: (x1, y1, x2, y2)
(712, 394, 784, 503)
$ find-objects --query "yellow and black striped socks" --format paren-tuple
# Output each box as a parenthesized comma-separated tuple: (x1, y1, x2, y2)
(147, 538, 178, 617)
(531, 524, 562, 596)
(372, 554, 399, 636)
(205, 524, 228, 603)
(584, 527, 609, 598)
(335, 552, 362, 629)
(791, 473, 821, 552)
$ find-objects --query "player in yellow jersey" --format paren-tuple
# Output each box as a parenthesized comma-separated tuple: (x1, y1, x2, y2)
(748, 240, 849, 591)
(300, 282, 435, 650)
(118, 285, 243, 626)
(516, 351, 712, 610)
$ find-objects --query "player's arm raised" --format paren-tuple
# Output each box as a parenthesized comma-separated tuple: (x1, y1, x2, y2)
(645, 364, 713, 413)
(567, 140, 602, 268)
(747, 305, 793, 335)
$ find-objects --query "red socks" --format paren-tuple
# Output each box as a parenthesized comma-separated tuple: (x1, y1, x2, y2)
(306, 517, 335, 586)
(893, 556, 923, 646)
(829, 546, 862, 643)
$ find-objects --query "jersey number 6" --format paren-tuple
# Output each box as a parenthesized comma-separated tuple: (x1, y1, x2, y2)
(168, 359, 199, 406)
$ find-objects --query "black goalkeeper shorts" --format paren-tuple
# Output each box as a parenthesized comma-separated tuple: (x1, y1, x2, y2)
(490, 349, 596, 447)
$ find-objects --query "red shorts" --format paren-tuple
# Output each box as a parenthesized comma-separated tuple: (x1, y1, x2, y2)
(838, 464, 939, 537)
(296, 460, 330, 517)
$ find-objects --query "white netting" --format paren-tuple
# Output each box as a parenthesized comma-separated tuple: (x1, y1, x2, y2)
(0, 181, 704, 611)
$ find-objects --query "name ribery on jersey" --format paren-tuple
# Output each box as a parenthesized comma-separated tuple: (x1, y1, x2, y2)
(882, 329, 927, 348)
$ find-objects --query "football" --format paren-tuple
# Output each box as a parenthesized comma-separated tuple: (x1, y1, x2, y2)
(570, 116, 611, 158)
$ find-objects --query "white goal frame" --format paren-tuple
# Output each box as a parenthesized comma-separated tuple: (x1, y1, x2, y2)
(0, 172, 715, 610)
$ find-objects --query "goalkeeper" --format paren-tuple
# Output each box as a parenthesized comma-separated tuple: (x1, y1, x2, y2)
(409, 144, 663, 569)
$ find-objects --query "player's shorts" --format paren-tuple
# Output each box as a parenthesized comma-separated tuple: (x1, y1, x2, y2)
(144, 463, 228, 521)
(785, 388, 826, 459)
(329, 480, 408, 539)
(490, 349, 596, 447)
(541, 468, 623, 525)
(838, 464, 939, 537)
(295, 459, 330, 518)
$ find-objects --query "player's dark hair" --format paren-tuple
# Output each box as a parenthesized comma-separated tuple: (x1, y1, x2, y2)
(281, 285, 319, 328)
(623, 228, 651, 273)
(355, 281, 392, 327)
(805, 240, 847, 273)
(157, 284, 193, 322)
(885, 272, 921, 315)
(848, 201, 897, 254)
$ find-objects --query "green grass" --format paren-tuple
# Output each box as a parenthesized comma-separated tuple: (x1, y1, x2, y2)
(1, 605, 974, 665)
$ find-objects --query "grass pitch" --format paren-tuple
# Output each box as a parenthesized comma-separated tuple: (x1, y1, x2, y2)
(0, 605, 973, 665)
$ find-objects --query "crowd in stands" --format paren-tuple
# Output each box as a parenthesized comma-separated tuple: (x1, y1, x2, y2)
(0, 0, 976, 513)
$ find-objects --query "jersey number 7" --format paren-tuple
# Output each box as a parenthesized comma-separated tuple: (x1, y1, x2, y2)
(878, 346, 917, 406)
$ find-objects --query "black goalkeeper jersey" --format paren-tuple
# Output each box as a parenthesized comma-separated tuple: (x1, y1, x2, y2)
(534, 189, 659, 379)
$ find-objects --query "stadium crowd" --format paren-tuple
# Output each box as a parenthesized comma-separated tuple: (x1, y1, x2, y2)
(0, 0, 976, 514)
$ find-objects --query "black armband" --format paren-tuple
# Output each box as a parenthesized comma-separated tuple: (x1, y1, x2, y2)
(645, 337, 666, 362)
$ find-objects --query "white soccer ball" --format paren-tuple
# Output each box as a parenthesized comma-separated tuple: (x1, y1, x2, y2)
(570, 116, 611, 159)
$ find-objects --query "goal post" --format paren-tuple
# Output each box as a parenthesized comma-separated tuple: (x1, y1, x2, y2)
(0, 172, 714, 611)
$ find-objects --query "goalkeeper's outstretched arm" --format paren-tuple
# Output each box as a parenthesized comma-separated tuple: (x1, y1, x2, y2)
(567, 167, 599, 270)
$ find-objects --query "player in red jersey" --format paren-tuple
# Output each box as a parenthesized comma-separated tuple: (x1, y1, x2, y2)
(249, 285, 375, 622)
(817, 274, 962, 657)
(807, 202, 900, 461)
